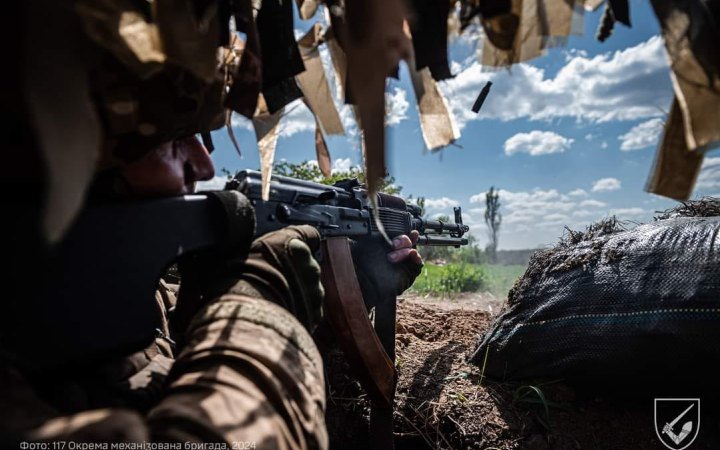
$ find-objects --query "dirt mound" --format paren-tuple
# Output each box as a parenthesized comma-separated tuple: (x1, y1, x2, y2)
(324, 297, 720, 449)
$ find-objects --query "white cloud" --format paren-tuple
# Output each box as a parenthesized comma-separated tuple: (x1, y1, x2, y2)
(568, 188, 588, 197)
(466, 186, 658, 249)
(385, 87, 409, 126)
(601, 141, 608, 149)
(592, 177, 622, 192)
(572, 209, 601, 218)
(619, 118, 665, 151)
(543, 213, 569, 222)
(231, 112, 253, 131)
(196, 176, 228, 191)
(609, 207, 647, 217)
(441, 36, 671, 130)
(424, 197, 460, 210)
(504, 131, 574, 156)
(304, 157, 358, 175)
(276, 100, 316, 138)
(584, 133, 595, 141)
(580, 199, 607, 207)
(696, 157, 720, 190)
(332, 157, 353, 173)
(470, 188, 575, 225)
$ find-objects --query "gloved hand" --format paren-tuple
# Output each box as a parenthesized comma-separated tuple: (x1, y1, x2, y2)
(351, 231, 423, 309)
(227, 225, 324, 331)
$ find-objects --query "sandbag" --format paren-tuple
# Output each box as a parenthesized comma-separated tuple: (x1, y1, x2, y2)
(470, 215, 720, 389)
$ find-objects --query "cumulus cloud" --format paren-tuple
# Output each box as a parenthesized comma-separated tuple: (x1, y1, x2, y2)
(619, 118, 665, 151)
(470, 188, 575, 225)
(231, 112, 253, 131)
(592, 177, 621, 192)
(504, 130, 574, 156)
(385, 87, 410, 126)
(424, 197, 460, 210)
(580, 199, 607, 207)
(440, 36, 671, 130)
(609, 207, 647, 217)
(332, 157, 353, 173)
(276, 100, 316, 137)
(466, 186, 656, 249)
(306, 157, 357, 174)
(196, 176, 228, 191)
(568, 188, 588, 197)
(229, 100, 317, 138)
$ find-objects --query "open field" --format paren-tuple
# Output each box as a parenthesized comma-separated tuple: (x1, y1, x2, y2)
(411, 263, 527, 299)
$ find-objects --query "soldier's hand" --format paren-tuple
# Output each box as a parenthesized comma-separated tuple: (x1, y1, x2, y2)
(352, 232, 423, 308)
(229, 225, 324, 331)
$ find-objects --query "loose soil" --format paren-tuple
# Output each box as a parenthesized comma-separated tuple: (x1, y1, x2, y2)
(324, 293, 720, 449)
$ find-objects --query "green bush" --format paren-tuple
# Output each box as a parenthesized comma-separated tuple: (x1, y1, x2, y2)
(412, 263, 487, 294)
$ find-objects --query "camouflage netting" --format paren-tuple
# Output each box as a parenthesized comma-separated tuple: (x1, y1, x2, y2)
(469, 198, 720, 391)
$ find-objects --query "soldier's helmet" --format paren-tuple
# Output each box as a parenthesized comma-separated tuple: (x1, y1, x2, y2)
(19, 0, 241, 243)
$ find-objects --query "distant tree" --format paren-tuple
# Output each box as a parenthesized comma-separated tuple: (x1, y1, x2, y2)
(272, 160, 402, 195)
(218, 167, 234, 179)
(484, 186, 502, 263)
(405, 195, 426, 217)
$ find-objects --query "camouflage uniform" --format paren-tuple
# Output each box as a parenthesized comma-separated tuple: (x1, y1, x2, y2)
(0, 227, 328, 450)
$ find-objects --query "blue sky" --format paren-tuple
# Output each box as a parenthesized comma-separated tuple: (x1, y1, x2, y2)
(201, 1, 720, 249)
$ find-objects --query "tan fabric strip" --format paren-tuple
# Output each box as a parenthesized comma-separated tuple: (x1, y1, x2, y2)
(652, 1, 720, 152)
(252, 96, 283, 200)
(645, 98, 704, 200)
(324, 26, 348, 101)
(343, 0, 410, 195)
(315, 119, 332, 177)
(584, 0, 605, 12)
(482, 0, 577, 67)
(408, 61, 459, 150)
(482, 0, 541, 67)
(297, 24, 345, 136)
(298, 0, 320, 20)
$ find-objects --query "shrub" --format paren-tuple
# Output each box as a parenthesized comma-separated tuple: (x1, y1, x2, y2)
(412, 263, 487, 295)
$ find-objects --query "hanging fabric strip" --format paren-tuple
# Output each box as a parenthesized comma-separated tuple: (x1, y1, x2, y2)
(481, 0, 578, 67)
(650, 0, 720, 153)
(408, 0, 452, 81)
(315, 118, 332, 178)
(343, 0, 410, 196)
(407, 43, 459, 150)
(252, 96, 284, 200)
(225, 0, 262, 119)
(296, 0, 320, 19)
(645, 98, 704, 201)
(297, 24, 345, 136)
(324, 26, 349, 102)
(257, 0, 306, 112)
(482, 0, 540, 67)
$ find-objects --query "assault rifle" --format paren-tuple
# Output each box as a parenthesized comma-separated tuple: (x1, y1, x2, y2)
(7, 170, 469, 415)
(231, 170, 469, 246)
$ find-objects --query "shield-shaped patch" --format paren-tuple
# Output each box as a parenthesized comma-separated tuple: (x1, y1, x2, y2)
(654, 398, 701, 450)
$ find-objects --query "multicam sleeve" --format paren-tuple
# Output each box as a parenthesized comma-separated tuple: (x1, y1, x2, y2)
(147, 295, 328, 450)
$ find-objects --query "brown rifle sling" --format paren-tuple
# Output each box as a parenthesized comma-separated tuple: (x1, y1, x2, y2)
(320, 236, 397, 408)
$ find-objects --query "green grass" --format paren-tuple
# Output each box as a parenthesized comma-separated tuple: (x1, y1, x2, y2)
(411, 263, 526, 297)
(484, 264, 526, 298)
